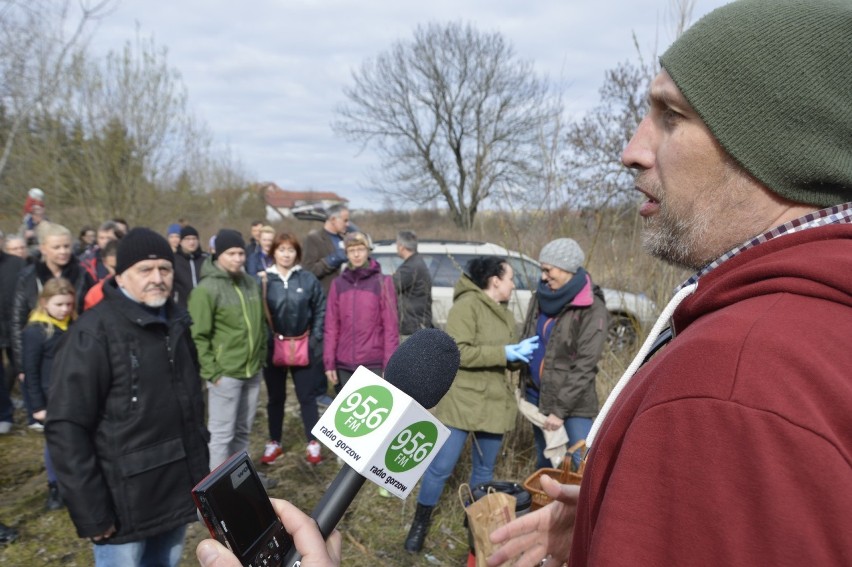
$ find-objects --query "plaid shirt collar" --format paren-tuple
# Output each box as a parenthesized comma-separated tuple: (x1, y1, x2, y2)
(676, 202, 852, 292)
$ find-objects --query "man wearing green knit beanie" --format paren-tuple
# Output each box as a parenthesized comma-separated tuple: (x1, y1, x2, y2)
(486, 2, 852, 567)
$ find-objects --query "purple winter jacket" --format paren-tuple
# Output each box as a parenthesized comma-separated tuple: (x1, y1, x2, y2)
(323, 258, 399, 372)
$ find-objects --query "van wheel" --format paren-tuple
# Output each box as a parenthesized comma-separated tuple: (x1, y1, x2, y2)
(607, 313, 639, 351)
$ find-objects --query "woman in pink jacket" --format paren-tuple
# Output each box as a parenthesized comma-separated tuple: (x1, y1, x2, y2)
(323, 232, 399, 391)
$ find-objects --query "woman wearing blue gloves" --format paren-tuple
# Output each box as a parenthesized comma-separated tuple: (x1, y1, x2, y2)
(403, 256, 539, 553)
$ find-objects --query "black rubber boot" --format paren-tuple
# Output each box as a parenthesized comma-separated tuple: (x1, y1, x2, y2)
(0, 522, 18, 545)
(404, 503, 434, 553)
(46, 483, 64, 511)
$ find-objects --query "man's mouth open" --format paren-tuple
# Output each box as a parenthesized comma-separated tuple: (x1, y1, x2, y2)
(637, 188, 660, 217)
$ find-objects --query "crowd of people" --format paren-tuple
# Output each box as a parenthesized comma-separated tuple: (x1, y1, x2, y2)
(210, 1, 852, 566)
(0, 194, 612, 564)
(6, 3, 843, 564)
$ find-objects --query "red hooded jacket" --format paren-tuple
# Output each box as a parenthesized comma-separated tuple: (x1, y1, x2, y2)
(571, 225, 852, 566)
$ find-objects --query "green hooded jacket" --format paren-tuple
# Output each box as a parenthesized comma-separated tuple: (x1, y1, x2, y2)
(188, 258, 267, 381)
(433, 274, 518, 433)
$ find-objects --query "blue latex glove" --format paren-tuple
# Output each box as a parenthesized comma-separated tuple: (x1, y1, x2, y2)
(505, 344, 529, 363)
(516, 336, 540, 359)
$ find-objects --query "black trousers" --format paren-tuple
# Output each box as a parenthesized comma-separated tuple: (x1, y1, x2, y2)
(263, 348, 323, 444)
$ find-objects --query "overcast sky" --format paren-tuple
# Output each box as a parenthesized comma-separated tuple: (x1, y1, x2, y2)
(90, 0, 728, 209)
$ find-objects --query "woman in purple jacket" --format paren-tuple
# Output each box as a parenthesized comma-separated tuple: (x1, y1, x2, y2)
(323, 232, 399, 391)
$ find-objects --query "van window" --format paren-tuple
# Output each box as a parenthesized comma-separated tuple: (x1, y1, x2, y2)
(373, 254, 402, 275)
(430, 254, 478, 287)
(505, 257, 540, 291)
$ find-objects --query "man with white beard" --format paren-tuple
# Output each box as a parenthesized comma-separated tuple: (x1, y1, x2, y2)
(46, 228, 209, 567)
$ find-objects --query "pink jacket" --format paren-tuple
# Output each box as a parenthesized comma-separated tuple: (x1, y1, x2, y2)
(323, 258, 399, 372)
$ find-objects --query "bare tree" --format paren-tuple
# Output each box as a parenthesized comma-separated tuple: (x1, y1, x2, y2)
(51, 32, 214, 220)
(562, 52, 651, 208)
(667, 0, 697, 39)
(334, 22, 560, 230)
(0, 0, 113, 186)
(561, 0, 696, 208)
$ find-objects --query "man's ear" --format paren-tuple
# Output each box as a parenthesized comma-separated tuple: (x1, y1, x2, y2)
(114, 273, 124, 288)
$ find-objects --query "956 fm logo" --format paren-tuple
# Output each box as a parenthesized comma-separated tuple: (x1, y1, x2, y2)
(385, 421, 439, 473)
(334, 386, 393, 437)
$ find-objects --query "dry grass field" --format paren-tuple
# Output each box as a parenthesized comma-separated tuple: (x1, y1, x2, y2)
(0, 205, 688, 565)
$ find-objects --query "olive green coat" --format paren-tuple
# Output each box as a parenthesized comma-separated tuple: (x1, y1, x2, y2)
(433, 275, 518, 433)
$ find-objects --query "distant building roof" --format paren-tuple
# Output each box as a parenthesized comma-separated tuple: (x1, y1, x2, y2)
(260, 182, 348, 209)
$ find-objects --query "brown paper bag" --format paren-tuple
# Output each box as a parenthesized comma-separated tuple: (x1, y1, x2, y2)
(459, 484, 516, 567)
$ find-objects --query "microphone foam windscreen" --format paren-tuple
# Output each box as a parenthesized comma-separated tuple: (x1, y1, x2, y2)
(384, 328, 460, 409)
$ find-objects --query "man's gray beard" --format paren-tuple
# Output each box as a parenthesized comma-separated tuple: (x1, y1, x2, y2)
(143, 296, 168, 308)
(641, 204, 714, 271)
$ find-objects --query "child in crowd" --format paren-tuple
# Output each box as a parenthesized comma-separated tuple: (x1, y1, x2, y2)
(22, 278, 77, 511)
(22, 187, 45, 219)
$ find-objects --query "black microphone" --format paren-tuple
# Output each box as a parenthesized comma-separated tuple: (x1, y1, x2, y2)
(283, 328, 459, 566)
(382, 328, 461, 409)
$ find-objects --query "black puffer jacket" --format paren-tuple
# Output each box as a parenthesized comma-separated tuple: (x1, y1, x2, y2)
(45, 280, 209, 543)
(11, 259, 93, 373)
(173, 247, 208, 309)
(22, 322, 65, 413)
(0, 251, 25, 350)
(263, 265, 325, 352)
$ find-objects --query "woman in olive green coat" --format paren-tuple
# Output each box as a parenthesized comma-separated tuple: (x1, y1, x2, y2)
(403, 257, 539, 553)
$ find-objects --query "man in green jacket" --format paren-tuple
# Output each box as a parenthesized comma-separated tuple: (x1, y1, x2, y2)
(188, 229, 268, 472)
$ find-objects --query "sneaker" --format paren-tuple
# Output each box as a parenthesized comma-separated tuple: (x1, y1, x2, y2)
(306, 440, 323, 465)
(46, 483, 64, 511)
(260, 441, 283, 465)
(316, 394, 334, 410)
(0, 422, 12, 435)
(27, 422, 44, 432)
(377, 487, 392, 498)
(257, 471, 278, 490)
(0, 522, 18, 545)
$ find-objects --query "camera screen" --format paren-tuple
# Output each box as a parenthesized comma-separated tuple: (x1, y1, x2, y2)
(207, 458, 277, 556)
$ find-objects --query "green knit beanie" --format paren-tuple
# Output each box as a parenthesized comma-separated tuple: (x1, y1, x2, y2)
(660, 0, 852, 207)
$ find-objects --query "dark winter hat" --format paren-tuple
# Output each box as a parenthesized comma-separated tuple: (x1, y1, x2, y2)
(660, 0, 852, 207)
(116, 228, 175, 275)
(539, 238, 584, 274)
(212, 229, 245, 259)
(180, 225, 199, 240)
(166, 223, 181, 236)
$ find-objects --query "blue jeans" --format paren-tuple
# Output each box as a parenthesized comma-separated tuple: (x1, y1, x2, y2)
(532, 417, 593, 470)
(416, 427, 503, 507)
(45, 443, 57, 483)
(92, 524, 186, 567)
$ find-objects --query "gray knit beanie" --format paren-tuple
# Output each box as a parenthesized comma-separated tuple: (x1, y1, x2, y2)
(539, 238, 584, 274)
(660, 0, 852, 207)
